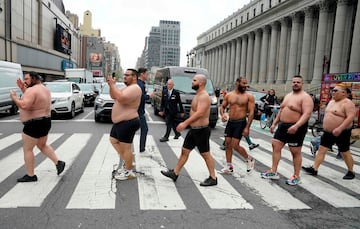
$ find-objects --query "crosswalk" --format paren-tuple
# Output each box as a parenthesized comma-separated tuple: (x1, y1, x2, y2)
(0, 132, 359, 211)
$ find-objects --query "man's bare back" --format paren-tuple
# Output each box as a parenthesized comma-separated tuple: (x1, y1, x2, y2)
(111, 84, 141, 123)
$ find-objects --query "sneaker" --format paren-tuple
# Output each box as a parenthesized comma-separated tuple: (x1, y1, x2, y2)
(159, 137, 169, 142)
(249, 143, 259, 150)
(260, 170, 280, 179)
(17, 174, 38, 182)
(302, 166, 318, 176)
(174, 134, 181, 139)
(161, 169, 178, 182)
(56, 160, 66, 175)
(310, 142, 316, 157)
(114, 170, 136, 180)
(200, 176, 218, 186)
(220, 165, 234, 174)
(286, 175, 301, 186)
(343, 171, 355, 180)
(336, 153, 343, 160)
(246, 157, 255, 173)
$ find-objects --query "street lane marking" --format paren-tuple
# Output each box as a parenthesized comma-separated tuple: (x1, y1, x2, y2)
(67, 134, 117, 209)
(134, 135, 186, 210)
(254, 139, 360, 208)
(0, 133, 22, 151)
(209, 140, 311, 211)
(0, 134, 62, 184)
(0, 133, 91, 208)
(168, 137, 253, 209)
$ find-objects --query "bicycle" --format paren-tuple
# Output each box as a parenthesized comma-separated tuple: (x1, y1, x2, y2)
(260, 105, 280, 129)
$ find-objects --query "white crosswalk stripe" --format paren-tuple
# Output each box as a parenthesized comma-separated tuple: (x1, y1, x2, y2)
(0, 132, 359, 210)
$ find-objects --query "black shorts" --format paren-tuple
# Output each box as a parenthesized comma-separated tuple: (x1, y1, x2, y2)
(320, 129, 352, 152)
(183, 126, 211, 153)
(274, 122, 308, 147)
(23, 116, 51, 138)
(224, 119, 247, 140)
(110, 118, 140, 143)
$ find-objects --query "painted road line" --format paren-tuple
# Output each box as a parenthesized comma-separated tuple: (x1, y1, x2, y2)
(169, 137, 253, 209)
(134, 135, 186, 210)
(0, 134, 63, 184)
(0, 133, 21, 151)
(0, 133, 91, 208)
(210, 140, 311, 211)
(254, 138, 360, 208)
(67, 134, 118, 209)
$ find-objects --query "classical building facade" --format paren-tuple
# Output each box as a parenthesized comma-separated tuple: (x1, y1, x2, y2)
(190, 0, 359, 95)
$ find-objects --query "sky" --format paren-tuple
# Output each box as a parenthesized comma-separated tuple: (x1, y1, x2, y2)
(62, 0, 250, 69)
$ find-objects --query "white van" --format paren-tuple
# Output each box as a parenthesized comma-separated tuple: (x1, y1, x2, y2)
(0, 61, 23, 114)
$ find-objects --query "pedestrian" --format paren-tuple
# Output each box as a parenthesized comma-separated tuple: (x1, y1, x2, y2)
(137, 67, 154, 153)
(260, 89, 278, 119)
(159, 79, 184, 142)
(9, 71, 65, 182)
(109, 69, 142, 180)
(303, 83, 356, 179)
(219, 77, 256, 174)
(161, 74, 217, 186)
(261, 75, 313, 185)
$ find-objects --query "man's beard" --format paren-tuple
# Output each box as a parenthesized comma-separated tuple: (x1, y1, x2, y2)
(292, 87, 301, 92)
(238, 85, 247, 93)
(192, 85, 199, 91)
(25, 80, 35, 87)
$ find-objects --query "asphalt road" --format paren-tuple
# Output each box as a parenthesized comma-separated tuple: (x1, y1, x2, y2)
(0, 105, 359, 229)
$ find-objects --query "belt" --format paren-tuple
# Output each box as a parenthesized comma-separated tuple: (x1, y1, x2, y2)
(23, 116, 51, 124)
(228, 118, 246, 122)
(191, 125, 208, 129)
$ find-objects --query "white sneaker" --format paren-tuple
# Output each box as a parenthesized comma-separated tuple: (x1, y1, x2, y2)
(114, 170, 136, 180)
(247, 158, 255, 173)
(220, 165, 234, 174)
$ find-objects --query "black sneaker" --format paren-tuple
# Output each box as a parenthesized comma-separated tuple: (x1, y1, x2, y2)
(343, 171, 355, 180)
(159, 137, 169, 142)
(174, 134, 181, 139)
(56, 160, 66, 175)
(249, 143, 259, 150)
(200, 176, 217, 186)
(302, 166, 318, 176)
(17, 174, 38, 182)
(161, 169, 178, 182)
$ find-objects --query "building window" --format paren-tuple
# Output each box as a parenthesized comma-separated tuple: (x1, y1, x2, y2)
(261, 4, 264, 13)
(247, 12, 249, 20)
(241, 16, 243, 24)
(269, 0, 272, 8)
(235, 19, 238, 26)
(253, 8, 256, 17)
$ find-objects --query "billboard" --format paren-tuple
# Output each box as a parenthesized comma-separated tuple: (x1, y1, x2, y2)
(89, 53, 103, 67)
(54, 24, 71, 54)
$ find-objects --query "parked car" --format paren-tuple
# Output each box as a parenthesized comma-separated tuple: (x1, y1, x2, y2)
(44, 81, 84, 118)
(94, 82, 125, 122)
(78, 83, 98, 106)
(248, 91, 266, 120)
(0, 61, 23, 115)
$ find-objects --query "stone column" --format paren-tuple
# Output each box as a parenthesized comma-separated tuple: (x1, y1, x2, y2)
(287, 12, 302, 81)
(252, 29, 262, 83)
(246, 32, 254, 80)
(330, 0, 352, 73)
(312, 1, 330, 84)
(225, 42, 232, 83)
(216, 46, 222, 86)
(259, 26, 270, 83)
(221, 43, 227, 86)
(267, 22, 279, 84)
(300, 7, 315, 81)
(349, 0, 360, 72)
(277, 17, 290, 84)
(240, 35, 248, 76)
(229, 39, 236, 82)
(234, 37, 241, 81)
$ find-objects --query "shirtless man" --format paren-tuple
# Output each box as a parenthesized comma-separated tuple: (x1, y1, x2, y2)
(261, 75, 313, 185)
(161, 74, 217, 186)
(109, 69, 142, 180)
(219, 77, 255, 174)
(303, 83, 356, 179)
(10, 71, 65, 182)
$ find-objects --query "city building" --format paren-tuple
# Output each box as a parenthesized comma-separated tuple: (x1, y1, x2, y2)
(138, 20, 180, 69)
(189, 0, 360, 95)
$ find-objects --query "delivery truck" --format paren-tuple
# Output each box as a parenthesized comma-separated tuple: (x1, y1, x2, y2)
(65, 68, 93, 83)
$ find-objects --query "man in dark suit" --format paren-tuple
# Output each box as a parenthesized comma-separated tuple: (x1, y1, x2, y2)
(159, 79, 184, 142)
